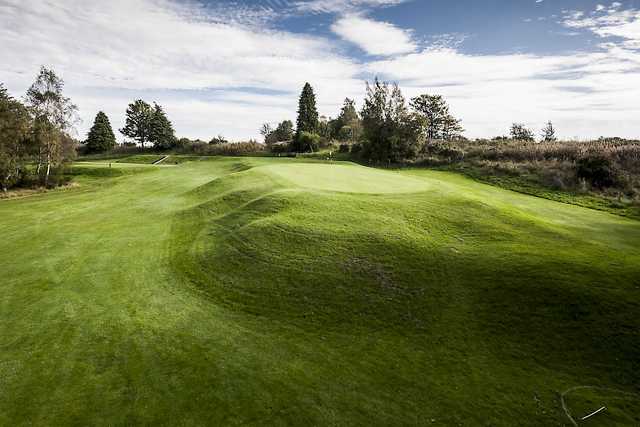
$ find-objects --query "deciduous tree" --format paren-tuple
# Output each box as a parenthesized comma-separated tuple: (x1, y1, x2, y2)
(510, 123, 535, 141)
(25, 67, 78, 186)
(410, 94, 462, 140)
(120, 100, 153, 147)
(0, 85, 31, 191)
(361, 78, 423, 162)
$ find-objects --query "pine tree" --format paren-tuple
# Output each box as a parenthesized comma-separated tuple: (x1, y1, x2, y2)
(334, 98, 361, 141)
(85, 111, 116, 153)
(120, 100, 153, 147)
(294, 83, 318, 151)
(541, 121, 557, 142)
(149, 103, 176, 150)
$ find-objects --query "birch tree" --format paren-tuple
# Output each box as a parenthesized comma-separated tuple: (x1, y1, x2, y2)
(25, 67, 78, 186)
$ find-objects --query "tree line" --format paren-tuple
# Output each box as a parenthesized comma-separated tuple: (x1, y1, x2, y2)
(0, 67, 181, 191)
(0, 67, 77, 191)
(83, 99, 178, 153)
(262, 79, 466, 162)
(1, 67, 565, 191)
(263, 80, 560, 162)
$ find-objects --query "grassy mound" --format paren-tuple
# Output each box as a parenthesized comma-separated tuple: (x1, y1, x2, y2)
(0, 157, 638, 425)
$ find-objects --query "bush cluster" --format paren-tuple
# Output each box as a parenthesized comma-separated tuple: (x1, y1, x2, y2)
(416, 138, 640, 198)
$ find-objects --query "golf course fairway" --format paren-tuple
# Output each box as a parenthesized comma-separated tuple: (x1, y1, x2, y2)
(0, 157, 638, 426)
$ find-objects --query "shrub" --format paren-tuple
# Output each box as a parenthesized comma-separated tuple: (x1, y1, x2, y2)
(176, 140, 265, 156)
(338, 144, 350, 153)
(577, 154, 618, 188)
(270, 141, 291, 154)
(296, 132, 321, 153)
(209, 135, 228, 145)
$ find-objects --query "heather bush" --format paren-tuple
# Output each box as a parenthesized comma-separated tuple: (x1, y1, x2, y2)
(577, 154, 618, 189)
(415, 138, 640, 199)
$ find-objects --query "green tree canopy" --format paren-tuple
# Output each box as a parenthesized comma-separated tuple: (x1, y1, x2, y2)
(410, 94, 463, 140)
(294, 83, 318, 151)
(334, 98, 361, 142)
(0, 84, 31, 191)
(541, 121, 557, 142)
(510, 123, 535, 141)
(361, 79, 423, 162)
(149, 103, 176, 149)
(274, 120, 294, 142)
(85, 111, 116, 153)
(24, 67, 78, 185)
(120, 100, 153, 147)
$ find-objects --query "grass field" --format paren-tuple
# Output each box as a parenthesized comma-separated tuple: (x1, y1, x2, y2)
(1, 157, 639, 426)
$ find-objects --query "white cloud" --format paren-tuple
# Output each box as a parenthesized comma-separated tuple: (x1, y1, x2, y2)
(293, 0, 408, 14)
(331, 15, 417, 56)
(1, 0, 640, 141)
(563, 6, 640, 50)
(0, 0, 362, 140)
(367, 47, 640, 138)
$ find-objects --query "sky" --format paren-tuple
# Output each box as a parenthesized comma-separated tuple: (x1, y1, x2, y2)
(1, 0, 640, 141)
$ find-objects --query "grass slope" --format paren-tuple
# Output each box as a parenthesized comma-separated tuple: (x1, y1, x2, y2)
(0, 158, 639, 426)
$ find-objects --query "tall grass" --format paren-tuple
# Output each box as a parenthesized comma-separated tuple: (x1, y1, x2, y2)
(415, 138, 640, 216)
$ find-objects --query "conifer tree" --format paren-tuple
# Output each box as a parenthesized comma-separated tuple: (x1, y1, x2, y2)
(85, 111, 116, 153)
(334, 98, 361, 141)
(149, 103, 176, 149)
(541, 121, 557, 142)
(294, 83, 318, 151)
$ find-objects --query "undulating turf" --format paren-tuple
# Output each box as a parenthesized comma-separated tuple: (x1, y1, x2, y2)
(1, 157, 638, 426)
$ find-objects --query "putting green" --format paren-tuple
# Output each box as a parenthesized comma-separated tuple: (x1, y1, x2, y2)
(263, 162, 431, 193)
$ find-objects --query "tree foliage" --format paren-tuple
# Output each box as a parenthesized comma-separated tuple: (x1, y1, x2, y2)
(149, 103, 176, 149)
(120, 100, 153, 147)
(333, 98, 361, 142)
(360, 79, 423, 162)
(260, 123, 273, 142)
(210, 135, 228, 145)
(85, 111, 116, 153)
(410, 94, 463, 140)
(541, 121, 557, 142)
(24, 67, 78, 185)
(0, 85, 31, 191)
(262, 120, 294, 145)
(120, 100, 176, 149)
(510, 123, 535, 141)
(294, 83, 318, 151)
(297, 131, 321, 153)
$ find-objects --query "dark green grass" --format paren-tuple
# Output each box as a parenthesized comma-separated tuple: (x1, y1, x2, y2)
(0, 158, 638, 425)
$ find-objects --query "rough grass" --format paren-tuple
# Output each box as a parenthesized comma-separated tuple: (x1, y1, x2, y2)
(0, 157, 638, 426)
(415, 139, 640, 220)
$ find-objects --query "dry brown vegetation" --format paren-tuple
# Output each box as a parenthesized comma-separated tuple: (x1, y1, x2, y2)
(416, 138, 640, 215)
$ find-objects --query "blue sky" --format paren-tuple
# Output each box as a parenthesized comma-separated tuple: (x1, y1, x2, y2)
(1, 0, 639, 140)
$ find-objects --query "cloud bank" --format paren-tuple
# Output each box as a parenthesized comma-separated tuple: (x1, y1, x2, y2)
(1, 0, 638, 141)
